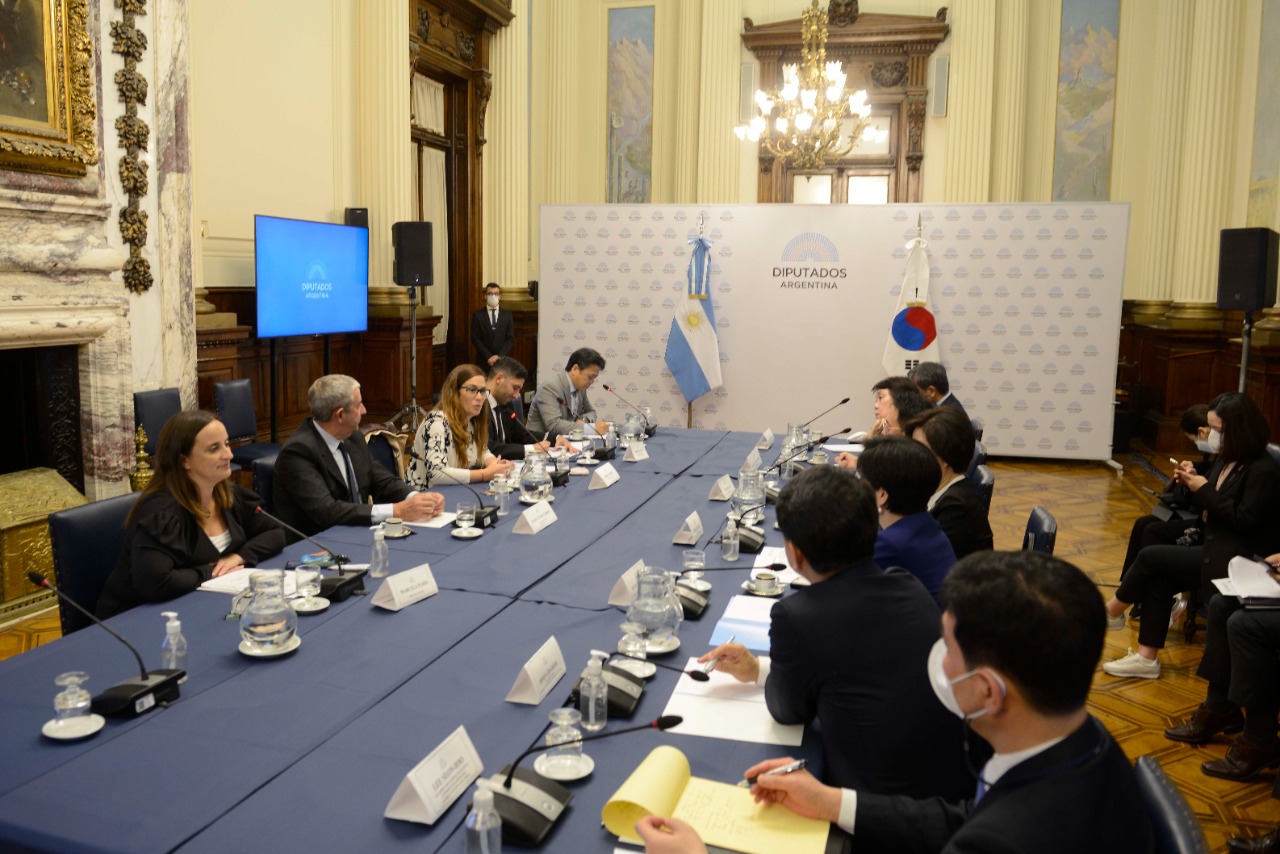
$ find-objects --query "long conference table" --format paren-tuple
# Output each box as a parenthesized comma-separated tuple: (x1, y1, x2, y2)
(0, 429, 841, 854)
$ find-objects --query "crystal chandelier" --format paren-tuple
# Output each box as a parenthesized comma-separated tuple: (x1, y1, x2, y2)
(734, 0, 887, 171)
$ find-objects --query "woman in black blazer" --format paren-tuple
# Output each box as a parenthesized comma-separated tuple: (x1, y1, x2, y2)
(904, 406, 994, 558)
(1103, 392, 1280, 679)
(97, 410, 285, 618)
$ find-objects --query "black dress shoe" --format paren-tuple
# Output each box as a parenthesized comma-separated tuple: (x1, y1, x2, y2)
(1228, 826, 1280, 853)
(1165, 704, 1244, 744)
(1202, 737, 1280, 781)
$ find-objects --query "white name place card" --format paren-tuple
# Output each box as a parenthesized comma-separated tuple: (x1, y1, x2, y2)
(384, 726, 484, 825)
(756, 428, 775, 450)
(743, 448, 762, 471)
(371, 563, 439, 611)
(624, 442, 649, 462)
(512, 500, 558, 535)
(607, 559, 646, 607)
(672, 511, 704, 546)
(589, 462, 620, 490)
(708, 475, 735, 501)
(505, 636, 567, 704)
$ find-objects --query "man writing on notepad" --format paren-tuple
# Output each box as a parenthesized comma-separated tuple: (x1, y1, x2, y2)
(639, 551, 1153, 854)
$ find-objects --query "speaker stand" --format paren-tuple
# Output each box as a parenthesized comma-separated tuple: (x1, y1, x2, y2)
(1239, 310, 1254, 393)
(391, 285, 429, 433)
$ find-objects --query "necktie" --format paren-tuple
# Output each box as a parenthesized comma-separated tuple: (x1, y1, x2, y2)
(492, 406, 504, 442)
(339, 444, 360, 503)
(974, 770, 990, 805)
(490, 309, 497, 329)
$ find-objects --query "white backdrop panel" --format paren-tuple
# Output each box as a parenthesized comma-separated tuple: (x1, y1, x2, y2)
(538, 203, 1129, 461)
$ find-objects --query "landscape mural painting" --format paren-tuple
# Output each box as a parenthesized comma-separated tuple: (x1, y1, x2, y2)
(607, 6, 654, 204)
(1051, 0, 1119, 202)
(1247, 0, 1280, 228)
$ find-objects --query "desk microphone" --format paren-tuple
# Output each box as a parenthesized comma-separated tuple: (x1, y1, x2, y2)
(602, 384, 657, 437)
(764, 428, 851, 474)
(253, 506, 350, 571)
(27, 572, 184, 718)
(480, 715, 683, 846)
(680, 562, 787, 574)
(407, 448, 500, 528)
(799, 397, 850, 429)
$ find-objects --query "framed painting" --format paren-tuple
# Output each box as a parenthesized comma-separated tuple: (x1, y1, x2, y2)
(607, 5, 653, 204)
(1051, 0, 1118, 202)
(0, 0, 97, 177)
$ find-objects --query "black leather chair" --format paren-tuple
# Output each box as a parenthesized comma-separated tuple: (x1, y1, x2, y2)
(1134, 755, 1210, 854)
(251, 454, 278, 515)
(133, 388, 181, 457)
(214, 379, 281, 468)
(970, 417, 984, 441)
(366, 433, 402, 479)
(966, 441, 987, 485)
(975, 464, 995, 511)
(47, 492, 140, 634)
(1023, 506, 1057, 554)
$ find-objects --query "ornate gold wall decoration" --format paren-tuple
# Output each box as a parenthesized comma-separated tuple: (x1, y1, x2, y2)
(112, 0, 153, 294)
(0, 0, 99, 176)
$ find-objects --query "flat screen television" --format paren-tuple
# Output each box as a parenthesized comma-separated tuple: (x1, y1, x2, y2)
(254, 215, 369, 338)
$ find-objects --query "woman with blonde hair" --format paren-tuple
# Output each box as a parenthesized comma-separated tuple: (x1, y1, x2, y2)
(408, 364, 514, 487)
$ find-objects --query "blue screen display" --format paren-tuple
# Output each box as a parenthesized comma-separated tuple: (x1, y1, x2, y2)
(254, 215, 369, 338)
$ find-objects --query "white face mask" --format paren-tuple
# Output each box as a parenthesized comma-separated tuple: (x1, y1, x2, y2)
(927, 638, 1005, 721)
(1204, 429, 1222, 454)
(486, 294, 500, 309)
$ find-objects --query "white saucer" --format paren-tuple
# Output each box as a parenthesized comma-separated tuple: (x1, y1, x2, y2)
(741, 581, 784, 597)
(291, 597, 330, 614)
(451, 526, 483, 539)
(533, 753, 595, 782)
(578, 457, 601, 466)
(382, 528, 412, 539)
(612, 658, 657, 679)
(238, 634, 302, 658)
(645, 635, 681, 655)
(42, 713, 105, 741)
(520, 494, 555, 504)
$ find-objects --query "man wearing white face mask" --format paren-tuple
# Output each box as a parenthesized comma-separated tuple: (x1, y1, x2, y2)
(636, 551, 1153, 854)
(470, 282, 514, 367)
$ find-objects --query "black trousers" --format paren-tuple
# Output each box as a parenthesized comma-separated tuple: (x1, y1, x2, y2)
(1196, 593, 1280, 747)
(1115, 544, 1203, 649)
(1119, 514, 1200, 583)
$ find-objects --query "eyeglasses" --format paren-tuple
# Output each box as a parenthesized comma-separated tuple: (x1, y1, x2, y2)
(460, 385, 490, 397)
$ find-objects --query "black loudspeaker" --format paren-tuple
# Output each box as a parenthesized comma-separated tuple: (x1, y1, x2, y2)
(392, 221, 433, 287)
(1218, 228, 1279, 311)
(344, 207, 368, 229)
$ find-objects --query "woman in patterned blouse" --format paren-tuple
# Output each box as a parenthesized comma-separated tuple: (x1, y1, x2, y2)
(408, 364, 515, 488)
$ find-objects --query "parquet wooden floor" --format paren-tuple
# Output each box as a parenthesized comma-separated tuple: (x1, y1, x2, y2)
(0, 449, 1272, 850)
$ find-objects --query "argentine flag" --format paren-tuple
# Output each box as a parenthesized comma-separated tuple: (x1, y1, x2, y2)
(665, 235, 722, 402)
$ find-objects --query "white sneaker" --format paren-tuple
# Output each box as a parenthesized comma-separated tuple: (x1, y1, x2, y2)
(1107, 613, 1127, 631)
(1103, 648, 1160, 679)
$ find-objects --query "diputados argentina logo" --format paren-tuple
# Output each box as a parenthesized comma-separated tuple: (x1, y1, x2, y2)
(774, 232, 847, 290)
(301, 264, 332, 300)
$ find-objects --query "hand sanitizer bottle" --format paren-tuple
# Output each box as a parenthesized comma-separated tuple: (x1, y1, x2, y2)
(464, 787, 502, 854)
(160, 611, 188, 682)
(722, 519, 740, 562)
(370, 528, 389, 578)
(579, 652, 608, 732)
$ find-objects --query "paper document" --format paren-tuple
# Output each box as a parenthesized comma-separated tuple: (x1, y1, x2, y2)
(197, 567, 298, 596)
(710, 595, 775, 650)
(821, 442, 863, 454)
(405, 513, 456, 529)
(1228, 556, 1280, 599)
(661, 659, 803, 747)
(754, 548, 803, 586)
(602, 746, 825, 854)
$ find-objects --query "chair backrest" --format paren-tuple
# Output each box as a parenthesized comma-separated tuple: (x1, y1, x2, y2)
(366, 432, 403, 479)
(1023, 506, 1058, 554)
(214, 378, 260, 443)
(970, 418, 984, 441)
(133, 388, 181, 457)
(966, 441, 987, 483)
(252, 454, 279, 515)
(1134, 755, 1210, 854)
(48, 492, 141, 635)
(975, 464, 995, 511)
(1268, 443, 1280, 469)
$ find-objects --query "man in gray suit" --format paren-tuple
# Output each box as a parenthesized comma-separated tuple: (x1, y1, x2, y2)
(525, 347, 609, 440)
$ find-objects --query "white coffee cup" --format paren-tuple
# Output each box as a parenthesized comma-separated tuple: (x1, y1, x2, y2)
(752, 571, 781, 594)
(383, 517, 405, 536)
(570, 424, 585, 440)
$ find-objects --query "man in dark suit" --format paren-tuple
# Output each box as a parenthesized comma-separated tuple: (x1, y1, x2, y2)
(525, 347, 609, 440)
(484, 356, 561, 460)
(273, 374, 444, 539)
(697, 466, 968, 799)
(640, 550, 1153, 854)
(910, 361, 969, 422)
(471, 282, 514, 368)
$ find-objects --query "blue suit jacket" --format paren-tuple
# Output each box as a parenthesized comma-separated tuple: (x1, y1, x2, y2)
(875, 512, 958, 605)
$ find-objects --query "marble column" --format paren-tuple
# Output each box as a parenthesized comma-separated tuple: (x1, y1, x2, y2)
(1125, 0, 1191, 322)
(696, 0, 740, 203)
(355, 1, 413, 308)
(942, 0, 997, 202)
(672, 0, 702, 202)
(989, 1, 1027, 202)
(484, 2, 530, 296)
(543, 0, 581, 204)
(1164, 0, 1243, 327)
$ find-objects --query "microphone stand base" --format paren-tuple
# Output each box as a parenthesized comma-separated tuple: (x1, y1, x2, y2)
(485, 766, 573, 846)
(643, 425, 658, 438)
(91, 669, 184, 718)
(474, 506, 500, 529)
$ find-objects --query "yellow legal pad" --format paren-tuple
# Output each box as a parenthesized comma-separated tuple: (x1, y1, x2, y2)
(602, 745, 828, 854)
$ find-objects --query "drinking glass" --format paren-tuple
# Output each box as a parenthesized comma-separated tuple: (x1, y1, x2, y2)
(456, 502, 477, 532)
(540, 707, 590, 777)
(294, 567, 321, 609)
(52, 672, 91, 725)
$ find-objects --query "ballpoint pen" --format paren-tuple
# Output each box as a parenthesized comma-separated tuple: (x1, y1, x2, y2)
(700, 634, 735, 673)
(740, 758, 808, 787)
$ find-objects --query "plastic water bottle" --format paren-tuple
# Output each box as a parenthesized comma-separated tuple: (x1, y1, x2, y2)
(579, 652, 608, 732)
(464, 787, 502, 854)
(370, 529, 389, 578)
(160, 611, 188, 682)
(722, 520, 740, 562)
